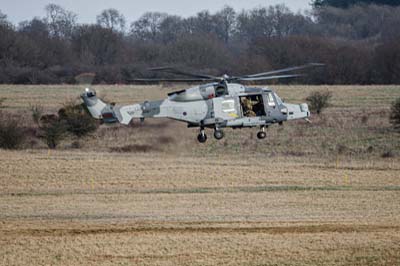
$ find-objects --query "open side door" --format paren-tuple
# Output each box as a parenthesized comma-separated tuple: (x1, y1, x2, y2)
(239, 94, 266, 118)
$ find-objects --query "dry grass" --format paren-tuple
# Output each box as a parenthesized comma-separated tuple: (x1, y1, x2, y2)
(0, 84, 398, 111)
(1, 150, 400, 265)
(0, 85, 400, 265)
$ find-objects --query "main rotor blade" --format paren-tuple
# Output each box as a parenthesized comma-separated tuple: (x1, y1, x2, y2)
(148, 66, 217, 79)
(238, 74, 304, 81)
(241, 63, 324, 78)
(128, 78, 216, 83)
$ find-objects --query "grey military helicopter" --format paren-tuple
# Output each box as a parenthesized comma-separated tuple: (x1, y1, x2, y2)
(81, 64, 321, 143)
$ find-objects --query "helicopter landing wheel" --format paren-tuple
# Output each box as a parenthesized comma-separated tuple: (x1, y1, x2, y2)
(197, 129, 207, 143)
(214, 129, 224, 140)
(257, 131, 267, 139)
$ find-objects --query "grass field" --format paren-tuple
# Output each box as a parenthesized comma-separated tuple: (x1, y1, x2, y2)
(0, 85, 400, 265)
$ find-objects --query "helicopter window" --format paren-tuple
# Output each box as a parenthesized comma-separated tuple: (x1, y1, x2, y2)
(274, 93, 283, 105)
(221, 99, 235, 113)
(267, 93, 276, 107)
(215, 86, 227, 97)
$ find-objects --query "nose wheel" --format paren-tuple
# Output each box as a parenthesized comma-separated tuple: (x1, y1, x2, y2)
(257, 126, 267, 139)
(197, 128, 207, 143)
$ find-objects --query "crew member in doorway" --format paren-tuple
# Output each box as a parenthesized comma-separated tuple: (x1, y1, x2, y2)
(241, 97, 256, 117)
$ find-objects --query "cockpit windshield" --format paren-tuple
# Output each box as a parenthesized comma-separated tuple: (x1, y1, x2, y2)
(274, 93, 283, 105)
(267, 93, 276, 107)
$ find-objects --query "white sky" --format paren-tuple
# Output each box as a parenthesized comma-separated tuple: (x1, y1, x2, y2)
(1, 0, 311, 25)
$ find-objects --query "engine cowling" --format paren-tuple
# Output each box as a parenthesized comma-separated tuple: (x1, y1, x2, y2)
(168, 84, 219, 102)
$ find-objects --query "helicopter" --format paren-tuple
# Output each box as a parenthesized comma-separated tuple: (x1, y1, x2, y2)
(81, 63, 322, 143)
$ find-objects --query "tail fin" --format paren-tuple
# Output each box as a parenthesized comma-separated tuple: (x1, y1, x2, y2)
(81, 88, 118, 123)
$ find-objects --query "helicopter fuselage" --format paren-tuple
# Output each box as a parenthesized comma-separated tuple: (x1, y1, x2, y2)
(82, 82, 310, 142)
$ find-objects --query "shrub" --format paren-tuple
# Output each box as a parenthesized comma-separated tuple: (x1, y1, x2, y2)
(36, 101, 99, 149)
(30, 104, 43, 124)
(0, 98, 6, 108)
(390, 97, 400, 132)
(336, 144, 348, 155)
(382, 150, 395, 158)
(0, 113, 26, 149)
(306, 91, 332, 114)
(361, 115, 368, 125)
(38, 114, 67, 149)
(109, 144, 158, 153)
(70, 140, 82, 149)
(58, 102, 99, 138)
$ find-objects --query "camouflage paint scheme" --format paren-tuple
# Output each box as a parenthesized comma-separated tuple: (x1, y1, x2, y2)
(81, 82, 310, 139)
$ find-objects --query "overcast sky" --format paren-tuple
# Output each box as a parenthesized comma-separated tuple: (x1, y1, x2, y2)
(1, 0, 311, 25)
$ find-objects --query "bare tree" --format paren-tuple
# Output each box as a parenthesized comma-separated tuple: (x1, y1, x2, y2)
(237, 7, 274, 41)
(2, 3, 400, 85)
(0, 10, 11, 27)
(158, 15, 185, 43)
(313, 4, 400, 40)
(194, 10, 215, 33)
(96, 8, 126, 32)
(0, 10, 7, 24)
(312, 0, 400, 8)
(72, 25, 123, 66)
(45, 3, 77, 38)
(130, 12, 168, 41)
(214, 6, 236, 43)
(18, 18, 49, 39)
(236, 4, 312, 42)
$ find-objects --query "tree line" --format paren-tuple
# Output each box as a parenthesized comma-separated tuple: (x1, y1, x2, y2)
(313, 0, 400, 8)
(0, 2, 400, 85)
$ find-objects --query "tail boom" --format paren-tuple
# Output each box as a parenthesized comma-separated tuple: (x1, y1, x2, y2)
(81, 88, 207, 125)
(81, 89, 143, 125)
(81, 89, 121, 124)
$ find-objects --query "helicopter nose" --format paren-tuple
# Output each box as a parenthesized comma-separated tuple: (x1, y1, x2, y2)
(300, 103, 310, 117)
(285, 103, 310, 120)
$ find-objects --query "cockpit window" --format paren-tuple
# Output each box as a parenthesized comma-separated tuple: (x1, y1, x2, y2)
(215, 85, 227, 97)
(267, 93, 276, 107)
(274, 93, 283, 105)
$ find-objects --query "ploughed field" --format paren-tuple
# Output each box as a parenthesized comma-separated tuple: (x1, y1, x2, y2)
(0, 85, 400, 265)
